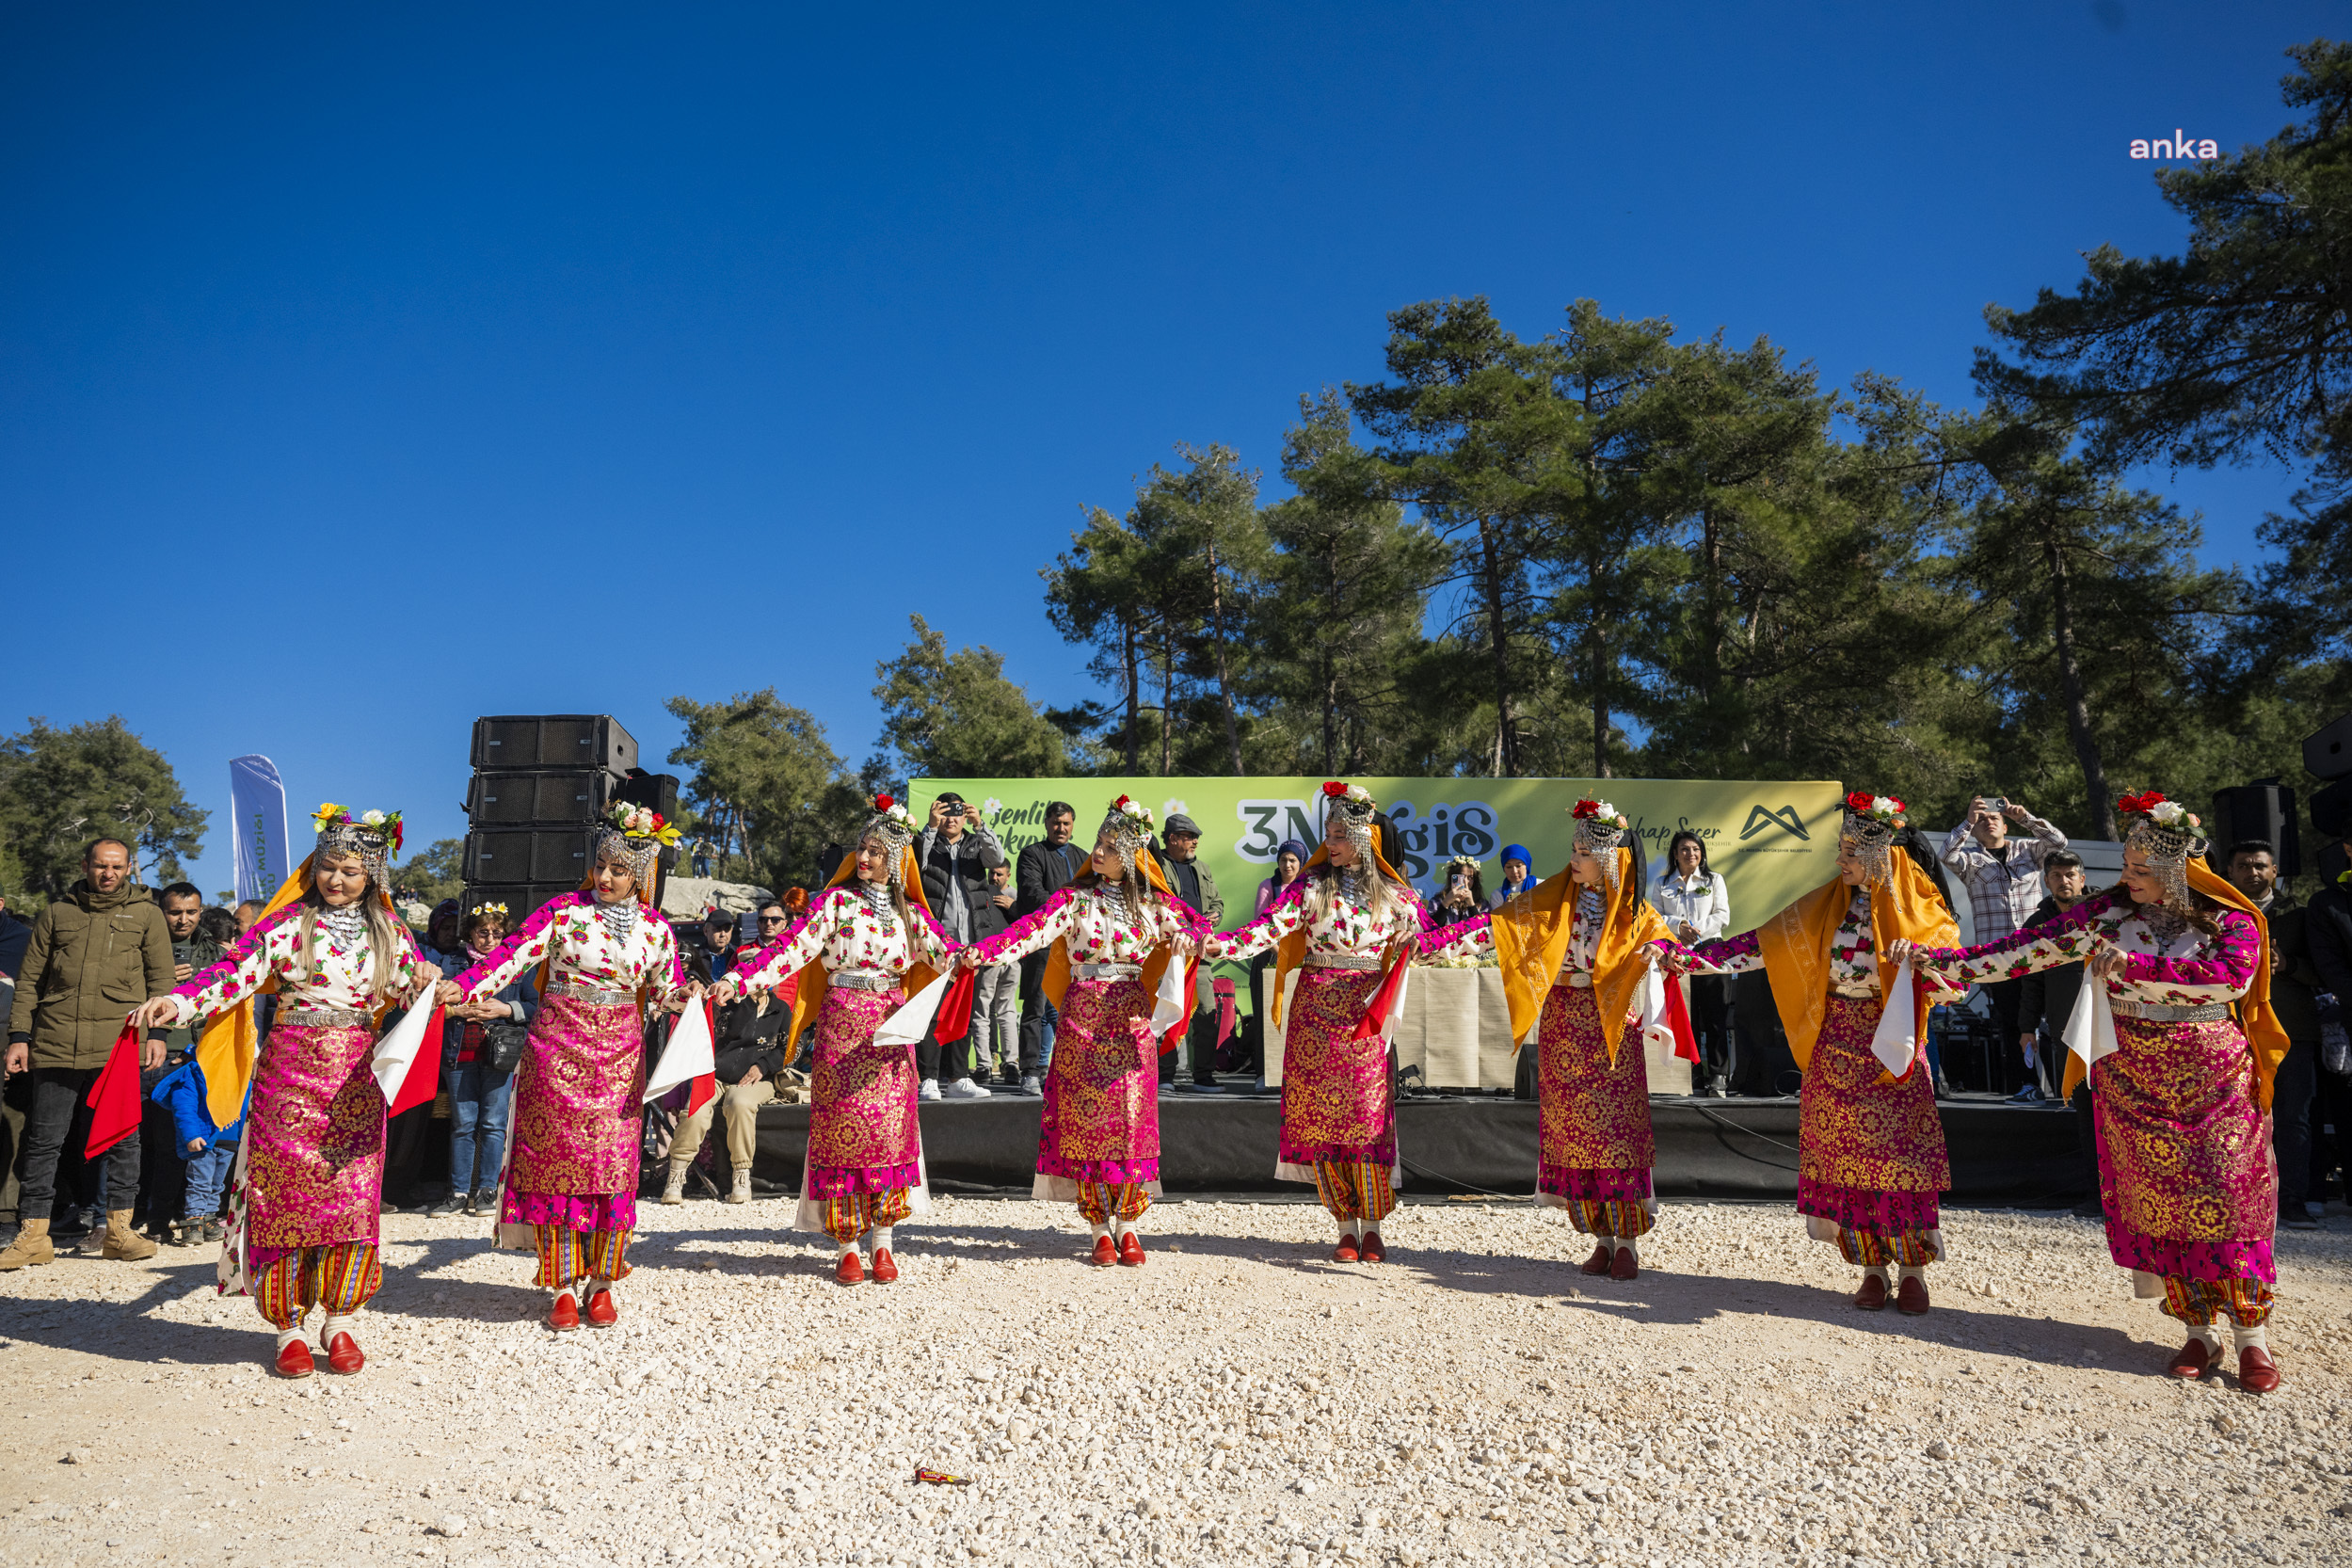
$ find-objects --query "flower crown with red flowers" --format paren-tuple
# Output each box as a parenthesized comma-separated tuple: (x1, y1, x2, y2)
(1101, 793, 1158, 852)
(1841, 791, 1907, 838)
(602, 800, 682, 846)
(1320, 779, 1376, 819)
(2116, 788, 2205, 879)
(1570, 797, 1628, 853)
(311, 803, 402, 880)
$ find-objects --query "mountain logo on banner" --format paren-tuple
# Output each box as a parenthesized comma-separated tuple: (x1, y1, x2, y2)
(1738, 804, 1810, 842)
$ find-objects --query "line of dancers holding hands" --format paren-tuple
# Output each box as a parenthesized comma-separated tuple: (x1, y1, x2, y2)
(140, 783, 2289, 1394)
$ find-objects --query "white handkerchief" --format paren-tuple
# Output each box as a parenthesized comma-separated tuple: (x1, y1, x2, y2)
(1868, 960, 1920, 1079)
(2061, 968, 2119, 1079)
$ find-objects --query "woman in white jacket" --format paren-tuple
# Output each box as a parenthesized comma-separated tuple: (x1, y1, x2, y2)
(1650, 832, 1732, 1096)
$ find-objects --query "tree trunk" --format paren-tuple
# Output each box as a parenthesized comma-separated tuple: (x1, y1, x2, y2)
(1478, 518, 1517, 775)
(2043, 536, 2116, 839)
(1701, 504, 1722, 710)
(1160, 617, 1175, 776)
(1122, 618, 1140, 774)
(1590, 554, 1611, 779)
(1207, 536, 1244, 775)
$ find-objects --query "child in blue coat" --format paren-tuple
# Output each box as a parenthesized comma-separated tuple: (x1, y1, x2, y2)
(151, 1060, 244, 1244)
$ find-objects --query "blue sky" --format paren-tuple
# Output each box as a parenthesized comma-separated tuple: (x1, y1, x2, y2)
(4, 3, 2335, 897)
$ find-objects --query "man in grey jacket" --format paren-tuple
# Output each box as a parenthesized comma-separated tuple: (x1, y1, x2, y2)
(1, 839, 172, 1269)
(916, 792, 1007, 1100)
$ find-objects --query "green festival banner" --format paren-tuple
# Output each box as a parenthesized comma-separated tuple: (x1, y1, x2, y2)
(907, 776, 1843, 948)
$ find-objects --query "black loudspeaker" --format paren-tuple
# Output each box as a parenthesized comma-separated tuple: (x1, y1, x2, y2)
(2209, 784, 2301, 877)
(463, 827, 597, 885)
(461, 884, 580, 928)
(614, 771, 680, 820)
(2312, 778, 2352, 842)
(471, 714, 638, 775)
(466, 770, 619, 825)
(2303, 710, 2352, 781)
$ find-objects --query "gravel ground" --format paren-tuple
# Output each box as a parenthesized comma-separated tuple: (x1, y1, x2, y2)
(2, 1195, 2348, 1568)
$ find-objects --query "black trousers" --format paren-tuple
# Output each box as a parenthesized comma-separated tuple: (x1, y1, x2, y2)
(1977, 976, 2029, 1093)
(918, 1029, 981, 1084)
(2071, 1079, 2100, 1206)
(2275, 1034, 2319, 1210)
(19, 1065, 140, 1222)
(1688, 975, 1731, 1085)
(1016, 952, 1057, 1078)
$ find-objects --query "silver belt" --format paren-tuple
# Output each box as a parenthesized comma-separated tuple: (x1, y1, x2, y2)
(1072, 962, 1143, 981)
(829, 969, 902, 993)
(278, 1006, 371, 1029)
(1303, 952, 1381, 971)
(1554, 970, 1593, 989)
(2112, 999, 2232, 1023)
(548, 981, 635, 1005)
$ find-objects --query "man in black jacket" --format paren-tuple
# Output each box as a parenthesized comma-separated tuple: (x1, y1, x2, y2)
(2305, 847, 2352, 1218)
(2017, 851, 2100, 1216)
(2225, 840, 2326, 1229)
(1013, 801, 1082, 1096)
(660, 983, 792, 1205)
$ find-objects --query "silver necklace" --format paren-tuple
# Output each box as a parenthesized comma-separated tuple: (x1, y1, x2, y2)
(320, 905, 365, 947)
(856, 880, 899, 930)
(594, 897, 639, 943)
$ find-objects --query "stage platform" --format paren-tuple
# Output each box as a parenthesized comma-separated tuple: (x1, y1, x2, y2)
(750, 1089, 2086, 1206)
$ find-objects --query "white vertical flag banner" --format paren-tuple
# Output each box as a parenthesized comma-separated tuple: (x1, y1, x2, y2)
(228, 755, 288, 904)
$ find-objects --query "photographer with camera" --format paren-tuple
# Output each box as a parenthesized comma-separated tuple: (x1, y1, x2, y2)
(916, 792, 1007, 1100)
(1939, 793, 2068, 1098)
(1432, 854, 1486, 928)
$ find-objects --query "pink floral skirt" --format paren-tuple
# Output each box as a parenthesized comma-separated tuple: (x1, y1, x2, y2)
(1037, 977, 1160, 1185)
(803, 984, 921, 1198)
(2097, 1014, 2276, 1284)
(1535, 983, 1654, 1208)
(1795, 994, 1947, 1239)
(501, 992, 644, 1234)
(244, 1021, 385, 1273)
(1278, 968, 1393, 1170)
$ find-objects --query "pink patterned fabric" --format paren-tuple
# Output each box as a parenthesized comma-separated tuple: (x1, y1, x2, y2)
(1535, 983, 1655, 1202)
(2097, 1013, 2278, 1284)
(1795, 994, 1947, 1236)
(505, 993, 644, 1208)
(1278, 968, 1394, 1167)
(502, 1189, 636, 1231)
(803, 984, 921, 1198)
(1922, 890, 2259, 991)
(242, 1021, 386, 1271)
(1037, 976, 1161, 1185)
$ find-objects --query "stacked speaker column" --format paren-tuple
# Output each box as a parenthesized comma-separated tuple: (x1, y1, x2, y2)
(459, 714, 679, 926)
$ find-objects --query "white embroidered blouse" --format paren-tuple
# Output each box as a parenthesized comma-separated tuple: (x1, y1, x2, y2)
(1202, 873, 1428, 964)
(1922, 891, 2259, 1006)
(729, 886, 951, 991)
(169, 904, 425, 1023)
(454, 892, 685, 1000)
(966, 885, 1208, 969)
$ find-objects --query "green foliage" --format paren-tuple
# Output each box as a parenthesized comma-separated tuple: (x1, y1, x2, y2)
(665, 690, 866, 891)
(392, 838, 466, 908)
(0, 716, 209, 904)
(872, 616, 1069, 782)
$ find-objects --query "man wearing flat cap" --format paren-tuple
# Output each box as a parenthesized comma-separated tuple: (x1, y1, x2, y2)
(1152, 814, 1224, 1090)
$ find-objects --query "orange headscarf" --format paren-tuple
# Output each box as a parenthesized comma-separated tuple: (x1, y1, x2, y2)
(1751, 850, 1958, 1072)
(784, 845, 946, 1046)
(2056, 857, 2290, 1109)
(1040, 853, 1189, 1027)
(1488, 846, 1672, 1064)
(1269, 840, 1415, 1029)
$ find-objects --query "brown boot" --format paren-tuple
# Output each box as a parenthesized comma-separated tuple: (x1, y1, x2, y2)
(101, 1209, 157, 1261)
(0, 1217, 54, 1271)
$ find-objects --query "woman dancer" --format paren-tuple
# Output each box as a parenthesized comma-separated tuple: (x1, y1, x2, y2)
(440, 802, 689, 1331)
(1204, 781, 1428, 1262)
(1419, 800, 1678, 1279)
(955, 796, 1208, 1264)
(1898, 791, 2288, 1390)
(715, 794, 952, 1285)
(137, 805, 440, 1378)
(1674, 792, 1960, 1314)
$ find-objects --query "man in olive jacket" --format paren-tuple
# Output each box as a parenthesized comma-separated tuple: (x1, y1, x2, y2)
(1, 839, 172, 1268)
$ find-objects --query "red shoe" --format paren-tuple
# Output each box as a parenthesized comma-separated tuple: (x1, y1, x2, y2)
(2236, 1346, 2280, 1394)
(324, 1332, 365, 1375)
(1852, 1273, 1888, 1311)
(1090, 1235, 1116, 1266)
(2167, 1338, 2214, 1379)
(1359, 1232, 1385, 1264)
(547, 1291, 581, 1332)
(1117, 1232, 1144, 1267)
(1333, 1237, 1360, 1264)
(585, 1288, 618, 1326)
(870, 1247, 899, 1284)
(835, 1251, 865, 1286)
(1608, 1246, 1639, 1282)
(1579, 1241, 1613, 1276)
(274, 1338, 314, 1379)
(1896, 1275, 1930, 1316)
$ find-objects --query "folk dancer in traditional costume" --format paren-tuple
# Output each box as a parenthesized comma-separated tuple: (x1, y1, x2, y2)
(956, 795, 1210, 1265)
(1203, 781, 1428, 1262)
(716, 794, 952, 1286)
(1896, 790, 2289, 1391)
(1417, 799, 1682, 1280)
(440, 802, 691, 1331)
(138, 805, 440, 1378)
(1672, 792, 1961, 1315)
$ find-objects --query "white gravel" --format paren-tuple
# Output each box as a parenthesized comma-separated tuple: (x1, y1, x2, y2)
(2, 1196, 2348, 1568)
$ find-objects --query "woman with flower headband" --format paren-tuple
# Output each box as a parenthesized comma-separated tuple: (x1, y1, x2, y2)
(1671, 792, 1962, 1315)
(1894, 791, 2290, 1391)
(1203, 781, 1429, 1261)
(714, 794, 953, 1285)
(136, 805, 441, 1378)
(1418, 800, 1682, 1280)
(954, 795, 1210, 1264)
(438, 802, 692, 1331)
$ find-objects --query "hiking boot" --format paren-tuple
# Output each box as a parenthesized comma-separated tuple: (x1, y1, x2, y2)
(102, 1209, 157, 1261)
(0, 1217, 54, 1271)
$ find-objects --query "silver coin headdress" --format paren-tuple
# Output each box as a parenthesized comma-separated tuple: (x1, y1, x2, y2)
(1320, 781, 1377, 863)
(594, 800, 680, 885)
(1571, 798, 1630, 890)
(859, 795, 917, 866)
(2117, 790, 2207, 914)
(1097, 794, 1157, 877)
(1839, 791, 1907, 888)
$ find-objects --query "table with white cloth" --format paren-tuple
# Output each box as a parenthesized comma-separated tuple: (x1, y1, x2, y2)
(1262, 966, 1692, 1095)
